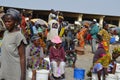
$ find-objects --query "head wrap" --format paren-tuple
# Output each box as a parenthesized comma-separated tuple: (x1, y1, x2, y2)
(31, 35, 40, 42)
(6, 8, 21, 24)
(84, 22, 89, 27)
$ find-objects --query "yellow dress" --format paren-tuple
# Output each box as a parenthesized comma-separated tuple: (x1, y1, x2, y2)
(96, 41, 111, 68)
(98, 29, 110, 47)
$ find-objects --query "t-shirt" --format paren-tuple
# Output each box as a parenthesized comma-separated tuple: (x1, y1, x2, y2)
(48, 20, 59, 41)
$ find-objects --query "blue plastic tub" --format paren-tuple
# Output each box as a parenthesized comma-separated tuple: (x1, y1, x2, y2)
(74, 68, 85, 80)
(110, 37, 116, 44)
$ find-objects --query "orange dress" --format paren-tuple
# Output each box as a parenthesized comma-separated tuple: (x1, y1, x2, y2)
(77, 27, 87, 48)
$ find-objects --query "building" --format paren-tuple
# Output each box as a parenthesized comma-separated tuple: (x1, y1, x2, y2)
(0, 0, 120, 27)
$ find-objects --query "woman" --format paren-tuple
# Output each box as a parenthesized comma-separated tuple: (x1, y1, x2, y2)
(98, 23, 110, 51)
(92, 34, 111, 80)
(26, 35, 49, 80)
(49, 36, 66, 79)
(76, 22, 89, 49)
(1, 8, 27, 80)
(65, 39, 77, 68)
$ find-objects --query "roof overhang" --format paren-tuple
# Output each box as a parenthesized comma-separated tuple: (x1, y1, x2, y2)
(0, 0, 120, 17)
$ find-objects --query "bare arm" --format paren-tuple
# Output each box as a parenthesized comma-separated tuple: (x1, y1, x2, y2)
(112, 63, 116, 74)
(18, 41, 26, 80)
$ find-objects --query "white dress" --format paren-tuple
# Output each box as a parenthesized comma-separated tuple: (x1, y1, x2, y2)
(1, 30, 27, 80)
(48, 20, 59, 41)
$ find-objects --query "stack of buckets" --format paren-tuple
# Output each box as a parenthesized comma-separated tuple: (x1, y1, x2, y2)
(74, 68, 85, 80)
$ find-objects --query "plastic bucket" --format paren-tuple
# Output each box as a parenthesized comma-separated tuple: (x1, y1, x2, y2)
(110, 37, 115, 44)
(106, 74, 117, 80)
(27, 69, 32, 79)
(74, 68, 85, 80)
(36, 69, 49, 80)
(115, 73, 120, 80)
(116, 63, 120, 72)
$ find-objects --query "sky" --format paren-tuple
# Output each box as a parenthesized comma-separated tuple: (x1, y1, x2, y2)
(0, 0, 120, 16)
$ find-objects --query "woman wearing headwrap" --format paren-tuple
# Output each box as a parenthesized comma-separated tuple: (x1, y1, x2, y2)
(98, 23, 110, 51)
(76, 22, 89, 49)
(1, 8, 27, 80)
(26, 35, 49, 80)
(92, 34, 111, 80)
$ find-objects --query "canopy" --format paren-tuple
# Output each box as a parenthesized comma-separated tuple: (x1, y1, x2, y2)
(1, 0, 120, 16)
(31, 18, 48, 27)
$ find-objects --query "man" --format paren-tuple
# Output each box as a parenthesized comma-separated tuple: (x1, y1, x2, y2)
(90, 19, 99, 53)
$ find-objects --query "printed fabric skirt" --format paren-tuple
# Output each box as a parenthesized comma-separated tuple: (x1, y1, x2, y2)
(27, 57, 49, 70)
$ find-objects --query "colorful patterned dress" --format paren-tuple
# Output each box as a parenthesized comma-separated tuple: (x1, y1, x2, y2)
(27, 44, 49, 70)
(98, 29, 110, 48)
(94, 41, 111, 68)
(77, 27, 87, 48)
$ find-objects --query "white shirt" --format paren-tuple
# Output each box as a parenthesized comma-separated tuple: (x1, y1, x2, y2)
(48, 19, 59, 41)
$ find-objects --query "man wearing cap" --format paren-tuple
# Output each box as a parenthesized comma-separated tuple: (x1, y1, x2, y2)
(90, 19, 99, 53)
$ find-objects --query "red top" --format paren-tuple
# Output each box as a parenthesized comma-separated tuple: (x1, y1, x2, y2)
(49, 46, 65, 62)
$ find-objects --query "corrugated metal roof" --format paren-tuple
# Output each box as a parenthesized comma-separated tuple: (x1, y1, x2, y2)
(0, 0, 120, 17)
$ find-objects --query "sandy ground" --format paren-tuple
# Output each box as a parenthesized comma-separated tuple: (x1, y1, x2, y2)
(65, 44, 94, 80)
(65, 44, 120, 80)
(0, 44, 120, 80)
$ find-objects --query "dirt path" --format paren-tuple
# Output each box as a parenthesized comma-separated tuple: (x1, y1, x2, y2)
(65, 44, 120, 80)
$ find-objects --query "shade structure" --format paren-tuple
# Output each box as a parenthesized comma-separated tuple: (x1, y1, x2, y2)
(31, 18, 48, 27)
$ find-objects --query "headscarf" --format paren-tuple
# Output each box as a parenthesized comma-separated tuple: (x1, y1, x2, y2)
(6, 8, 21, 24)
(31, 35, 40, 42)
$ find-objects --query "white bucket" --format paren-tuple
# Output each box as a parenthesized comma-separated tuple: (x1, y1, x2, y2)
(115, 73, 120, 80)
(36, 69, 49, 80)
(27, 69, 49, 80)
(116, 63, 120, 73)
(27, 69, 32, 79)
(106, 74, 117, 80)
(92, 73, 103, 80)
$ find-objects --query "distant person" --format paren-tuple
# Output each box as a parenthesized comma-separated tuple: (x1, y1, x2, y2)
(1, 8, 27, 80)
(90, 19, 99, 53)
(48, 16, 59, 41)
(48, 9, 56, 23)
(76, 22, 89, 49)
(0, 7, 5, 18)
(20, 10, 26, 34)
(92, 34, 111, 80)
(98, 22, 110, 51)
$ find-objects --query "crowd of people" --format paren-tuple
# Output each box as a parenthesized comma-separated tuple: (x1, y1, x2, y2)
(0, 8, 120, 80)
